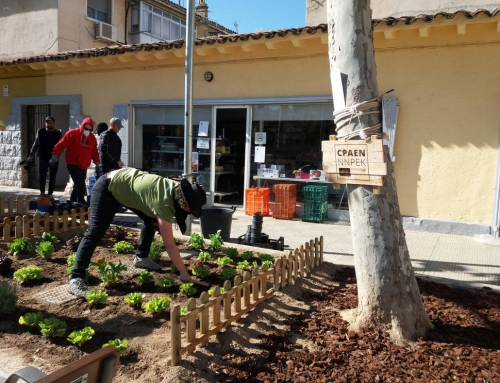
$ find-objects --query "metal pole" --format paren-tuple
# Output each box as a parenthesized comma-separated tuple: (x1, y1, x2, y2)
(184, 0, 195, 233)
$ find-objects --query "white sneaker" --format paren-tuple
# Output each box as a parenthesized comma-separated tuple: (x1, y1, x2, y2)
(133, 256, 162, 271)
(67, 278, 90, 298)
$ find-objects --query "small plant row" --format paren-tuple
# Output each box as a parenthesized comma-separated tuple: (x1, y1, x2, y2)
(17, 311, 128, 354)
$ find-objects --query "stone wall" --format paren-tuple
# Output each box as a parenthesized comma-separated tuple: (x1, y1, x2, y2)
(0, 129, 22, 187)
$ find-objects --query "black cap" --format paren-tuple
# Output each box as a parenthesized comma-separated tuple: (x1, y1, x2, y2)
(97, 122, 109, 136)
(45, 116, 55, 122)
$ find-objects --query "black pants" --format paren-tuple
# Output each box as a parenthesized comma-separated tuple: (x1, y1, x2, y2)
(70, 175, 158, 280)
(67, 164, 87, 204)
(39, 158, 59, 195)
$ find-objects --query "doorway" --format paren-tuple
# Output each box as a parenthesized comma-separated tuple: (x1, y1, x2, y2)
(211, 107, 250, 206)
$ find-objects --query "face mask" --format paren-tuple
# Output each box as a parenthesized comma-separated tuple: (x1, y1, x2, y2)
(83, 130, 90, 137)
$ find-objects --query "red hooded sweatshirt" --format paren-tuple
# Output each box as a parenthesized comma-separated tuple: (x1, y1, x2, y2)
(52, 117, 100, 170)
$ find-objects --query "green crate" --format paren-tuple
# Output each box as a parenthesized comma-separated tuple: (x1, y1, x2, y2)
(301, 185, 328, 223)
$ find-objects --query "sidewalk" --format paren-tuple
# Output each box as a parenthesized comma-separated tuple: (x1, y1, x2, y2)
(2, 186, 500, 292)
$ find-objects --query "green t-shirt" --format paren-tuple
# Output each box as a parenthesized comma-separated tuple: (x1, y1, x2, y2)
(108, 168, 179, 223)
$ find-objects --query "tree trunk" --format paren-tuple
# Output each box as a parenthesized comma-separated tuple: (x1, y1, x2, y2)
(327, 0, 432, 342)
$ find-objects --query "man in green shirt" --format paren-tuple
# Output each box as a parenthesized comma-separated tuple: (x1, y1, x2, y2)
(67, 167, 206, 298)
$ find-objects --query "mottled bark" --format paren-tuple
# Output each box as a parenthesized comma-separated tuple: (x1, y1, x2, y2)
(327, 0, 432, 342)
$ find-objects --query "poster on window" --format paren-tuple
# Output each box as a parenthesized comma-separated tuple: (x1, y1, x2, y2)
(197, 138, 210, 149)
(254, 146, 266, 163)
(198, 121, 209, 137)
(192, 152, 199, 173)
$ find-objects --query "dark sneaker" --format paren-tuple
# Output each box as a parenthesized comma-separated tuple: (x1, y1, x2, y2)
(67, 278, 90, 298)
(133, 256, 162, 271)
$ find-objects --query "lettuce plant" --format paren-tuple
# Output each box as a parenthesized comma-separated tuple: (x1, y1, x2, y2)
(187, 232, 205, 250)
(192, 265, 211, 279)
(85, 290, 108, 305)
(259, 253, 274, 263)
(222, 247, 239, 258)
(236, 260, 250, 270)
(198, 251, 212, 262)
(216, 256, 232, 266)
(36, 241, 55, 260)
(142, 297, 171, 313)
(107, 225, 128, 241)
(19, 311, 44, 328)
(124, 292, 144, 307)
(67, 326, 95, 346)
(113, 241, 134, 254)
(13, 265, 43, 283)
(7, 238, 33, 257)
(37, 232, 60, 245)
(154, 276, 175, 288)
(220, 267, 237, 280)
(179, 283, 197, 296)
(66, 235, 82, 251)
(208, 230, 223, 251)
(240, 251, 253, 261)
(39, 317, 67, 337)
(137, 270, 154, 284)
(208, 286, 225, 296)
(103, 339, 128, 355)
(262, 260, 274, 269)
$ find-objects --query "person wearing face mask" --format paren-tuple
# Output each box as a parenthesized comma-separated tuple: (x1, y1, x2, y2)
(27, 116, 62, 197)
(50, 117, 100, 204)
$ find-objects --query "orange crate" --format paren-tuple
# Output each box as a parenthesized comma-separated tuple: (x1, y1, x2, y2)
(272, 184, 296, 219)
(245, 187, 270, 216)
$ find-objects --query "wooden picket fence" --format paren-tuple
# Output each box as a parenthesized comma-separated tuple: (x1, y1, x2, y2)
(171, 236, 324, 365)
(0, 196, 33, 218)
(1, 209, 90, 242)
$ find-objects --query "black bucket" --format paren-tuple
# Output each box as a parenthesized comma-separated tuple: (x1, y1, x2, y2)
(200, 206, 236, 241)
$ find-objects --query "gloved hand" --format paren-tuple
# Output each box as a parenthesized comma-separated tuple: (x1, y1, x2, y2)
(49, 155, 59, 167)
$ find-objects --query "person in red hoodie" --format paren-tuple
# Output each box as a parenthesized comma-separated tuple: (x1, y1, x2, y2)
(50, 117, 100, 204)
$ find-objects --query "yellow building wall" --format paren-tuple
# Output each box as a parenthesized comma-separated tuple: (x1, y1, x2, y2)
(0, 75, 46, 131)
(42, 22, 499, 226)
(375, 28, 500, 225)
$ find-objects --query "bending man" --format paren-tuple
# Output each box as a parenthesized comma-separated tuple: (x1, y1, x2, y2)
(67, 167, 206, 297)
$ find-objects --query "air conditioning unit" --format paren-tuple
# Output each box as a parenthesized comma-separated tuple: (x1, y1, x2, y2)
(95, 22, 116, 42)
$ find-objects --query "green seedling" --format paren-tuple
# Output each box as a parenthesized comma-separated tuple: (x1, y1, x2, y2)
(262, 260, 274, 269)
(208, 286, 225, 296)
(216, 256, 232, 266)
(198, 251, 212, 262)
(0, 282, 18, 318)
(240, 251, 253, 261)
(187, 232, 205, 250)
(252, 261, 259, 268)
(149, 237, 164, 261)
(85, 290, 108, 305)
(180, 306, 188, 316)
(13, 265, 43, 283)
(92, 258, 127, 287)
(37, 232, 60, 245)
(208, 230, 223, 251)
(137, 270, 154, 284)
(154, 276, 176, 288)
(222, 247, 238, 258)
(103, 339, 128, 355)
(142, 296, 171, 313)
(67, 326, 95, 347)
(191, 265, 211, 279)
(7, 238, 33, 257)
(36, 241, 55, 260)
(259, 253, 274, 263)
(179, 283, 197, 296)
(236, 260, 250, 269)
(124, 292, 144, 307)
(19, 311, 44, 328)
(113, 241, 134, 254)
(39, 317, 66, 338)
(220, 267, 237, 280)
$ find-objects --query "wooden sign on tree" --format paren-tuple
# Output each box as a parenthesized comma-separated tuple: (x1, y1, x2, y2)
(321, 135, 387, 193)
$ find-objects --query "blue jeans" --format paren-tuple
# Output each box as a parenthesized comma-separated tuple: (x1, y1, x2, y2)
(70, 175, 158, 280)
(67, 164, 87, 204)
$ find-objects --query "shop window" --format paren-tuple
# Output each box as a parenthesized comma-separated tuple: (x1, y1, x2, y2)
(87, 0, 111, 23)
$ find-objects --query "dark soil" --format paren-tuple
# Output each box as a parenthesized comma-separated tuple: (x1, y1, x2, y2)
(1, 229, 500, 382)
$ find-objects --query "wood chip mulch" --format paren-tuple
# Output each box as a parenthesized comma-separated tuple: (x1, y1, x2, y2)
(211, 268, 500, 382)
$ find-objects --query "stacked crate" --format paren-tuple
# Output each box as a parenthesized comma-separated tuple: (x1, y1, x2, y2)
(272, 184, 296, 219)
(302, 185, 328, 223)
(245, 187, 270, 216)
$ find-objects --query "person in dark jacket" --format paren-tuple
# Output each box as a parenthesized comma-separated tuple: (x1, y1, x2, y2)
(94, 122, 109, 179)
(99, 117, 124, 174)
(27, 116, 62, 196)
(50, 117, 100, 204)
